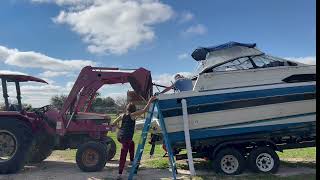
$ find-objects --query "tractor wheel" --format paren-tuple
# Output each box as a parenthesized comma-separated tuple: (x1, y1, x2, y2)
(105, 136, 116, 161)
(0, 119, 33, 174)
(76, 141, 107, 172)
(248, 146, 280, 173)
(212, 148, 246, 175)
(28, 131, 55, 163)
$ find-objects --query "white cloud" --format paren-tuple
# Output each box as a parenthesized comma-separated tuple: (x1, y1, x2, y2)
(178, 53, 189, 60)
(0, 83, 66, 107)
(179, 12, 194, 23)
(31, 0, 91, 6)
(0, 45, 95, 72)
(183, 24, 207, 36)
(34, 0, 174, 54)
(0, 70, 27, 75)
(39, 71, 70, 78)
(285, 56, 316, 65)
(0, 46, 17, 60)
(153, 72, 194, 87)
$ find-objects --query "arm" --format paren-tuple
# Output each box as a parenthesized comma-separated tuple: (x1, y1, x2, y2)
(130, 96, 157, 119)
(160, 84, 174, 94)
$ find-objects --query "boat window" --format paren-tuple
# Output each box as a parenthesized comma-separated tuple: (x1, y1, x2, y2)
(211, 57, 254, 72)
(251, 55, 296, 68)
(201, 55, 299, 74)
(282, 74, 316, 83)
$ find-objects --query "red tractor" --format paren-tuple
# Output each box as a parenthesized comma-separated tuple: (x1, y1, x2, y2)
(0, 66, 152, 174)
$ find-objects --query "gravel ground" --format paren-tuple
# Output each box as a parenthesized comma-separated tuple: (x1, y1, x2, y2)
(0, 157, 316, 180)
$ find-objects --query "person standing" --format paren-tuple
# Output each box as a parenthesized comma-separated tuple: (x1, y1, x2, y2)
(112, 96, 156, 179)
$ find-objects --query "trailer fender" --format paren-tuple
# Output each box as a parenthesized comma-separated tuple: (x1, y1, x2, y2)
(211, 139, 282, 158)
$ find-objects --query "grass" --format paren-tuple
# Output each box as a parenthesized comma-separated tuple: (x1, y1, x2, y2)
(278, 147, 316, 160)
(50, 114, 316, 179)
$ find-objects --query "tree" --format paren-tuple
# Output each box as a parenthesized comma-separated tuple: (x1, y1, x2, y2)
(115, 96, 127, 112)
(105, 97, 117, 107)
(0, 102, 5, 111)
(50, 94, 121, 114)
(23, 103, 33, 111)
(50, 95, 67, 110)
(90, 96, 119, 113)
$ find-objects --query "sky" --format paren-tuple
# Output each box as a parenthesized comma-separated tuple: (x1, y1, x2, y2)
(0, 0, 316, 107)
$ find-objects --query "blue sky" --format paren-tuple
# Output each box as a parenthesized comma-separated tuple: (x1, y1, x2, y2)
(0, 0, 316, 106)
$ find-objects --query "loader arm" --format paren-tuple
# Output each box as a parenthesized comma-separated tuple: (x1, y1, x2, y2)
(59, 66, 152, 122)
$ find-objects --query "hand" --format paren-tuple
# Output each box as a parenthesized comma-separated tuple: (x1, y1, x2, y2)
(148, 96, 157, 103)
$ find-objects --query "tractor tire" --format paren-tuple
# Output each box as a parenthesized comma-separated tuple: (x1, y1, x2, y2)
(105, 136, 116, 161)
(248, 146, 280, 173)
(212, 148, 245, 175)
(76, 141, 107, 172)
(28, 131, 55, 163)
(0, 119, 33, 174)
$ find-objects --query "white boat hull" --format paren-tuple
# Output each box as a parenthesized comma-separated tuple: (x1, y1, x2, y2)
(157, 82, 316, 143)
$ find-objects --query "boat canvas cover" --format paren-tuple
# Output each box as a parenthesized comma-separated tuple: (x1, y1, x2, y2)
(192, 42, 264, 71)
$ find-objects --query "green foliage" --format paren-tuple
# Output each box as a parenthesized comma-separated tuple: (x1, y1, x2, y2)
(0, 102, 32, 111)
(50, 94, 122, 113)
(90, 96, 119, 113)
(50, 95, 67, 110)
(0, 102, 5, 111)
(22, 103, 33, 110)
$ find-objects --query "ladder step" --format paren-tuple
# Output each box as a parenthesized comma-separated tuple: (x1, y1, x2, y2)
(129, 102, 177, 180)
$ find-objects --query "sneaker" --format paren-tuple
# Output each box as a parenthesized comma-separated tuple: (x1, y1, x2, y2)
(116, 174, 122, 180)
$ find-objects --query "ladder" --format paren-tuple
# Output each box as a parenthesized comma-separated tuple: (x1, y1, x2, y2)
(128, 101, 177, 180)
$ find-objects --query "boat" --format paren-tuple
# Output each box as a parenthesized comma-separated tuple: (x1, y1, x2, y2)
(156, 42, 316, 145)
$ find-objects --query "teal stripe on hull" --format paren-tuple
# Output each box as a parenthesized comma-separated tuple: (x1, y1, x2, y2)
(167, 113, 316, 143)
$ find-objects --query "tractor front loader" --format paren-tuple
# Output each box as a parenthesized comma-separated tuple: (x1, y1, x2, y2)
(0, 66, 152, 174)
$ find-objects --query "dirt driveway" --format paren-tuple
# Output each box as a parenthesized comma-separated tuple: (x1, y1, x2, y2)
(0, 158, 316, 180)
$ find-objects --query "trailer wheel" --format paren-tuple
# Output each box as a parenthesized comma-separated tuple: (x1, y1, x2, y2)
(0, 119, 33, 174)
(248, 146, 279, 173)
(212, 148, 245, 175)
(76, 142, 107, 172)
(105, 137, 116, 161)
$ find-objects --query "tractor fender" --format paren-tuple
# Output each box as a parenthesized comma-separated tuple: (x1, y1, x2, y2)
(0, 112, 35, 131)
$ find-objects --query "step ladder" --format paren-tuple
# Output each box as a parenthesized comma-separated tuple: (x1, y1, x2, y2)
(128, 101, 177, 180)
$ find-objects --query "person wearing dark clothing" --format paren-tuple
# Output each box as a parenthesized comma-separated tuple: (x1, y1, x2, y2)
(112, 96, 156, 179)
(160, 74, 193, 94)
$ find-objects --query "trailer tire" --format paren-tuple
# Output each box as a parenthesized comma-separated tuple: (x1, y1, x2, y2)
(0, 119, 33, 174)
(76, 142, 107, 172)
(105, 137, 116, 161)
(212, 148, 245, 175)
(248, 146, 279, 173)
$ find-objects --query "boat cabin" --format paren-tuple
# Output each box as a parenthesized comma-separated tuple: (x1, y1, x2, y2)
(189, 42, 316, 92)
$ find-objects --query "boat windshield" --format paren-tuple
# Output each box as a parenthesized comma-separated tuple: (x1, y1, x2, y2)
(200, 54, 299, 74)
